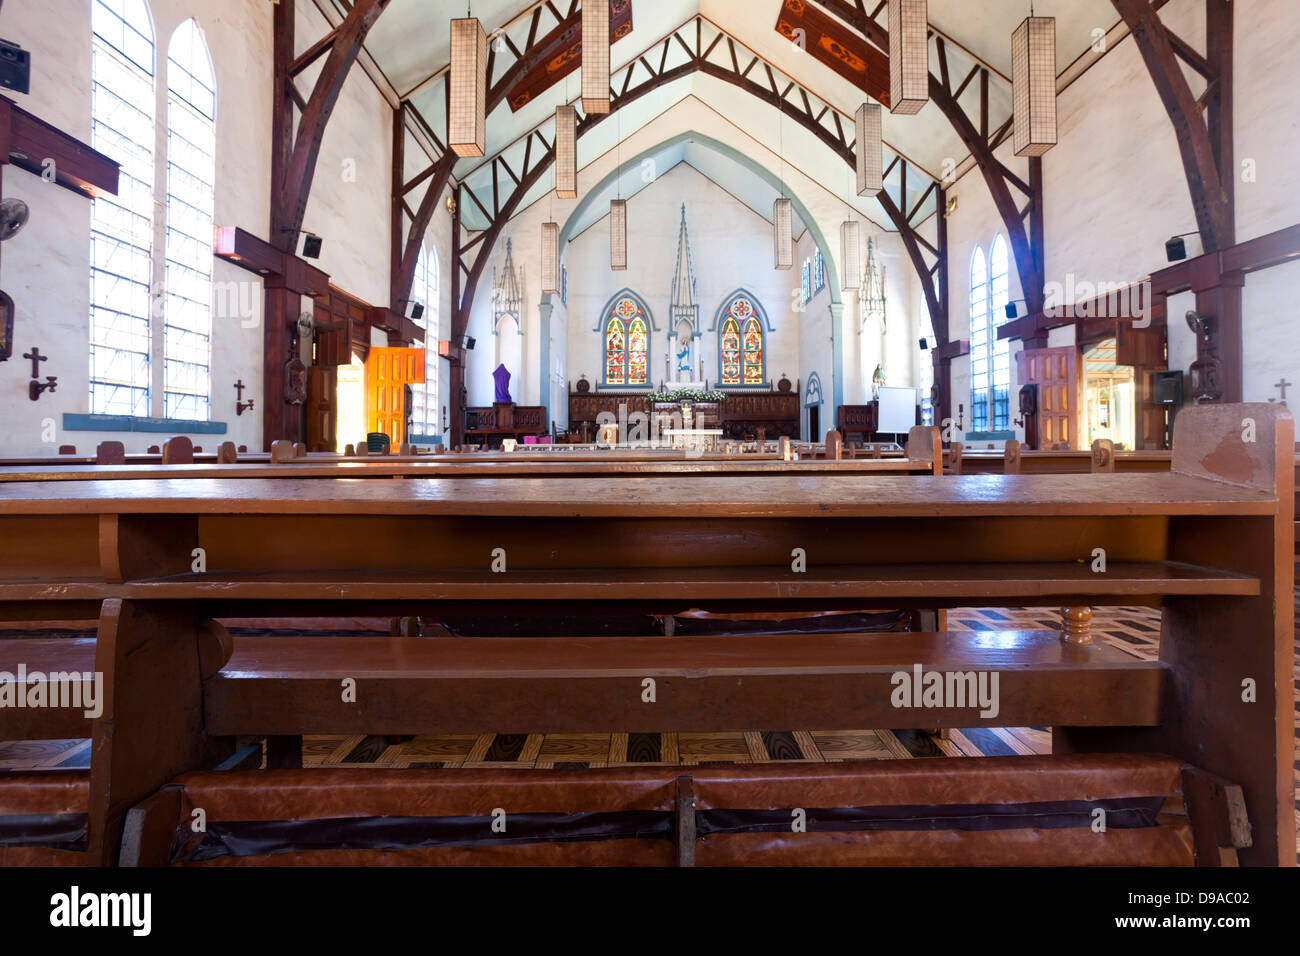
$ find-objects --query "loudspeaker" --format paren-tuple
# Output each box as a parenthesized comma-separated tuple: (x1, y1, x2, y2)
(1152, 370, 1183, 405)
(919, 337, 929, 350)
(0, 40, 30, 96)
(461, 335, 476, 351)
(300, 233, 323, 259)
(1165, 236, 1187, 262)
(1004, 302, 1018, 319)
(410, 302, 424, 321)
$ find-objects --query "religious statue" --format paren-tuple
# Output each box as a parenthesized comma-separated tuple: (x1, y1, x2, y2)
(872, 363, 886, 399)
(493, 363, 512, 403)
(676, 342, 691, 375)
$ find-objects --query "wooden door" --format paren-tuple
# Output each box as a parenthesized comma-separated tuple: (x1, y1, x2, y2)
(1016, 346, 1082, 450)
(306, 366, 337, 452)
(365, 347, 424, 446)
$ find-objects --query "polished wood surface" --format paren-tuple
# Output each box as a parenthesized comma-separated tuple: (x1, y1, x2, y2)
(0, 473, 1275, 516)
(0, 457, 938, 482)
(206, 630, 1164, 735)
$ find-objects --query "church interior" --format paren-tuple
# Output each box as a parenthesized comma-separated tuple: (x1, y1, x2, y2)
(0, 0, 1296, 883)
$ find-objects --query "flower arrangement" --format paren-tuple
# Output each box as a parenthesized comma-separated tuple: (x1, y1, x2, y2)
(645, 388, 727, 403)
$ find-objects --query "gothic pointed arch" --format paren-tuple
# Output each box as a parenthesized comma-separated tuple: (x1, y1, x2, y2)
(712, 291, 771, 388)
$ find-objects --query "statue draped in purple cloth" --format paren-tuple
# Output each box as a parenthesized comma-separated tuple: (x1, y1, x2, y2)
(493, 363, 512, 403)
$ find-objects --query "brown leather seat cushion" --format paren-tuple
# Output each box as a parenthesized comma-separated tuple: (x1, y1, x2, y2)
(0, 771, 89, 866)
(155, 754, 1196, 866)
(689, 754, 1195, 866)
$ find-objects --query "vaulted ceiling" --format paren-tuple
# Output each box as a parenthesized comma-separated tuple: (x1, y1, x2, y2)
(315, 0, 1129, 236)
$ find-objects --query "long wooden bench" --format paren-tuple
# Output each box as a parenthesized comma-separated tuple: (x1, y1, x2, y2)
(0, 403, 1290, 866)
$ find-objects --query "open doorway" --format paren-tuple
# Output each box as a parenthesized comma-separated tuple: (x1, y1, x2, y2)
(1082, 338, 1136, 450)
(335, 355, 366, 453)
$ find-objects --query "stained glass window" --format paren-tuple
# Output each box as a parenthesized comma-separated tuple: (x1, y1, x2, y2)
(89, 0, 156, 416)
(163, 19, 216, 421)
(603, 296, 648, 386)
(718, 296, 764, 386)
(800, 260, 811, 304)
(813, 249, 825, 292)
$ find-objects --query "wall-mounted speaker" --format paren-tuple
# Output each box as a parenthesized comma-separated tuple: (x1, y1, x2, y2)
(0, 40, 31, 96)
(1152, 370, 1183, 406)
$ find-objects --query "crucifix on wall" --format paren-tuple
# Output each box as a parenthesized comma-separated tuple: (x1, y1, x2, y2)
(1269, 378, 1291, 406)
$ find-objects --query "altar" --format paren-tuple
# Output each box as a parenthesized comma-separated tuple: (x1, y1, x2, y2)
(661, 428, 723, 451)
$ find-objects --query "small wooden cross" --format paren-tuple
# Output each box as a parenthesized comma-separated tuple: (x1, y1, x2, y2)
(1275, 378, 1292, 403)
(234, 379, 246, 402)
(22, 347, 46, 380)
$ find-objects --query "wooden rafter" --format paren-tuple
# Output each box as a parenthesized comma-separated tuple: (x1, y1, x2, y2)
(1111, 0, 1233, 253)
(811, 0, 1045, 317)
(278, 0, 392, 246)
(447, 18, 946, 352)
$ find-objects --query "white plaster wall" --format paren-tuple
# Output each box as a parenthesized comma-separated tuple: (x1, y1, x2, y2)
(0, 0, 414, 456)
(296, 2, 391, 308)
(0, 0, 273, 456)
(942, 0, 1300, 434)
(562, 163, 803, 401)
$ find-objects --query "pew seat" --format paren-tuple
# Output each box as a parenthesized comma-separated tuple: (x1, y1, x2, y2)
(119, 754, 1241, 866)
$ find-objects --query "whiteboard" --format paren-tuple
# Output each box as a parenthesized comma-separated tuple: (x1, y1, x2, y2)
(876, 386, 919, 434)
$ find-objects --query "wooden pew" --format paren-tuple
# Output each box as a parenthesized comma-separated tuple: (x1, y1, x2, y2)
(0, 404, 1290, 866)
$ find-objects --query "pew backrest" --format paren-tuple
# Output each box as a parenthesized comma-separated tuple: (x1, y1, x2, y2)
(161, 436, 193, 464)
(96, 441, 126, 465)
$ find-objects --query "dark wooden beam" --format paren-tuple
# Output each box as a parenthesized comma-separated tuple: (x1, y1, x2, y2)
(214, 227, 330, 296)
(0, 96, 118, 198)
(1110, 0, 1233, 253)
(811, 0, 1043, 317)
(394, 0, 630, 315)
(279, 0, 391, 244)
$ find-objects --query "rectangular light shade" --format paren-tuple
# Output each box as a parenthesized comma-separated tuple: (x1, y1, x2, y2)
(582, 0, 611, 114)
(541, 221, 560, 294)
(773, 198, 793, 270)
(1012, 16, 1058, 157)
(610, 199, 627, 270)
(855, 102, 883, 196)
(555, 105, 577, 198)
(449, 18, 487, 157)
(888, 0, 928, 115)
(840, 221, 860, 290)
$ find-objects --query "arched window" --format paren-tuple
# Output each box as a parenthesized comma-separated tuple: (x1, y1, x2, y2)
(163, 19, 216, 421)
(603, 296, 648, 386)
(408, 243, 440, 437)
(718, 297, 765, 386)
(89, 0, 156, 416)
(969, 235, 1012, 432)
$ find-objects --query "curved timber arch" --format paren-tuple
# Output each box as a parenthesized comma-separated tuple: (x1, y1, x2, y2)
(449, 26, 943, 348)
